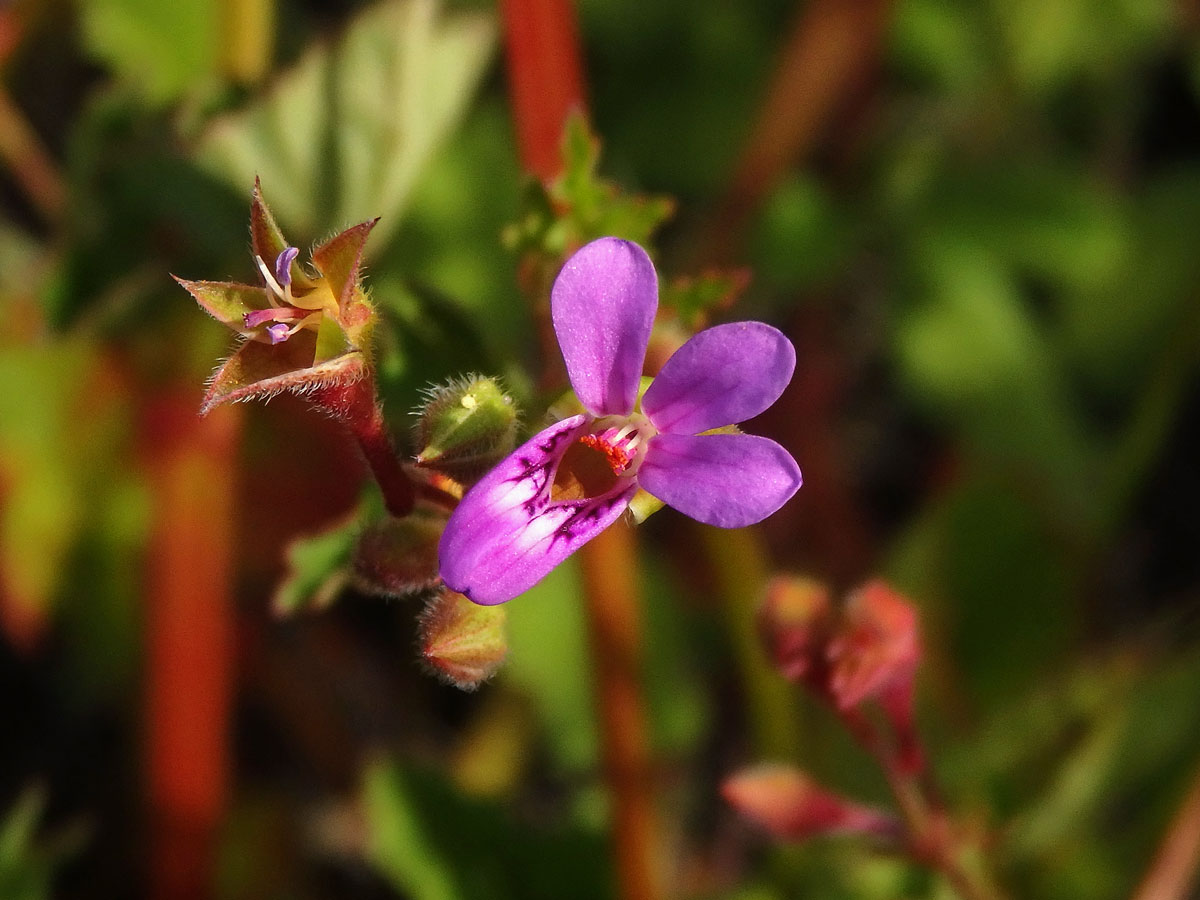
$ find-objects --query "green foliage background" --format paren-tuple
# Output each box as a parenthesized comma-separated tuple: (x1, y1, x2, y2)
(0, 0, 1198, 897)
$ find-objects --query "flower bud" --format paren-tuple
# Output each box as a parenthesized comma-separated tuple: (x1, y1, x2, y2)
(758, 575, 833, 686)
(827, 579, 919, 711)
(414, 376, 517, 484)
(722, 764, 897, 843)
(352, 504, 448, 597)
(828, 579, 923, 773)
(419, 589, 508, 690)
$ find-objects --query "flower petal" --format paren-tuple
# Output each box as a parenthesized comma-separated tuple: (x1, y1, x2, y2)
(551, 238, 658, 417)
(439, 416, 637, 605)
(637, 432, 801, 528)
(642, 322, 795, 434)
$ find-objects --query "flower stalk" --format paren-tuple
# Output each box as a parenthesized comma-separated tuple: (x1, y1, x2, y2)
(578, 522, 663, 900)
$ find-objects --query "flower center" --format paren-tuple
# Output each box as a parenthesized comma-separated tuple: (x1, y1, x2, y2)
(245, 247, 339, 344)
(550, 416, 654, 502)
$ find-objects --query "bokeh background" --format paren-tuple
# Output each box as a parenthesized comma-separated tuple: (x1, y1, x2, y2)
(1, 0, 1199, 897)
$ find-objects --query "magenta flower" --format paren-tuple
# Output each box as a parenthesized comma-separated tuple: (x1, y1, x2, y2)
(439, 238, 801, 605)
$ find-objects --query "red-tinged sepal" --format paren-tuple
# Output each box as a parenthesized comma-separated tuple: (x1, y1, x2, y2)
(201, 332, 367, 415)
(312, 218, 379, 320)
(722, 764, 899, 843)
(419, 588, 508, 690)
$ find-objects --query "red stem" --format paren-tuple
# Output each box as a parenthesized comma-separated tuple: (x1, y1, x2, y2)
(143, 390, 240, 900)
(578, 524, 663, 900)
(498, 0, 587, 180)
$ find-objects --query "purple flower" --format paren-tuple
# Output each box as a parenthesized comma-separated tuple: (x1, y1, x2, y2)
(438, 237, 802, 605)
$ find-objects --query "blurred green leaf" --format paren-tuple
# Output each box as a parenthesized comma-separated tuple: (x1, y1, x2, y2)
(364, 760, 463, 900)
(986, 0, 1170, 95)
(80, 0, 219, 104)
(502, 560, 598, 773)
(0, 343, 130, 645)
(195, 0, 495, 252)
(890, 0, 989, 93)
(363, 757, 610, 900)
(272, 493, 383, 616)
(0, 788, 85, 900)
(750, 175, 855, 292)
(897, 241, 1094, 524)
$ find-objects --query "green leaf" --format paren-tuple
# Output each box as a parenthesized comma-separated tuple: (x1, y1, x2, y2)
(272, 496, 382, 617)
(80, 0, 219, 104)
(502, 560, 598, 773)
(0, 788, 86, 900)
(195, 0, 496, 253)
(363, 761, 463, 900)
(362, 757, 610, 900)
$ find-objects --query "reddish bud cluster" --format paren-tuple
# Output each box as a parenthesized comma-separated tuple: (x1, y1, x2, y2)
(758, 576, 924, 773)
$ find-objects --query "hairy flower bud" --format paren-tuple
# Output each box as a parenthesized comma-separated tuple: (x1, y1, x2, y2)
(414, 376, 517, 484)
(419, 589, 508, 690)
(352, 504, 448, 597)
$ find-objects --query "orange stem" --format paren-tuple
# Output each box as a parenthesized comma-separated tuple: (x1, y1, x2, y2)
(1131, 754, 1200, 900)
(701, 0, 891, 263)
(578, 523, 662, 900)
(143, 390, 240, 900)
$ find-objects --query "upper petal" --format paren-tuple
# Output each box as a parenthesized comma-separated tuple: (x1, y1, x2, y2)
(637, 432, 801, 528)
(551, 238, 658, 417)
(642, 322, 795, 434)
(439, 416, 637, 605)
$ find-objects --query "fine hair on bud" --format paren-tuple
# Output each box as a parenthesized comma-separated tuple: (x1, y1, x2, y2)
(413, 374, 519, 485)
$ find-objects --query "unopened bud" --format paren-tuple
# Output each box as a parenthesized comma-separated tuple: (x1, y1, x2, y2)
(414, 376, 517, 484)
(758, 575, 833, 686)
(828, 579, 919, 711)
(419, 589, 508, 690)
(722, 764, 897, 843)
(353, 504, 448, 597)
(829, 579, 923, 773)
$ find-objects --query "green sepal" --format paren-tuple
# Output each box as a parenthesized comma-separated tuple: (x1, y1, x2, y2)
(313, 314, 351, 366)
(173, 278, 270, 333)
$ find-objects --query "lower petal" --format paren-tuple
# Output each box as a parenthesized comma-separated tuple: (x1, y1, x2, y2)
(439, 417, 637, 605)
(637, 432, 801, 528)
